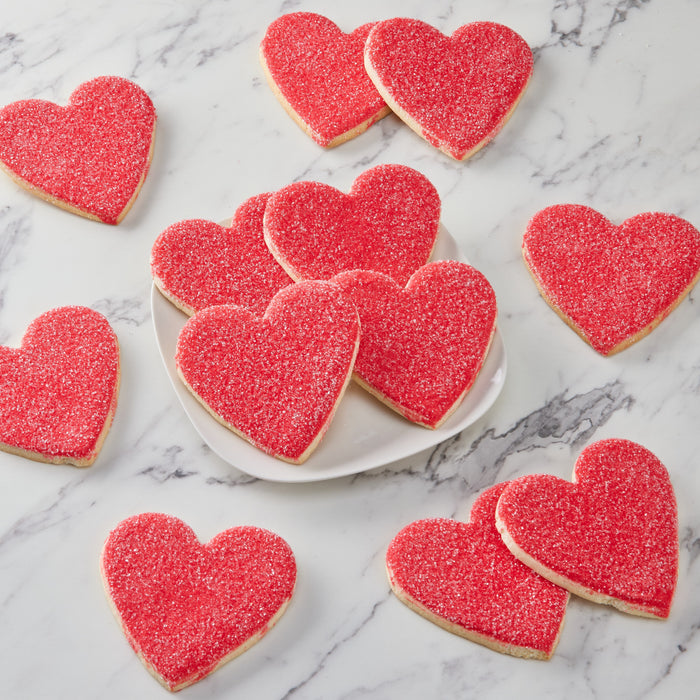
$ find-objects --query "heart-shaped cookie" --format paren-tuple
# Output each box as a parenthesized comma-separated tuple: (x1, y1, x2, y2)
(522, 205, 700, 355)
(386, 482, 569, 659)
(332, 260, 497, 428)
(150, 193, 292, 316)
(0, 75, 156, 224)
(364, 20, 533, 160)
(101, 513, 296, 691)
(495, 439, 678, 619)
(0, 306, 120, 466)
(263, 164, 440, 285)
(175, 280, 360, 463)
(260, 12, 390, 147)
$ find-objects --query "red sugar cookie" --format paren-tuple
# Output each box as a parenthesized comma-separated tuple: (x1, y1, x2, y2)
(364, 19, 533, 160)
(175, 280, 360, 463)
(495, 439, 678, 619)
(522, 205, 700, 355)
(332, 260, 497, 428)
(386, 483, 569, 660)
(0, 306, 120, 466)
(0, 75, 156, 224)
(101, 513, 296, 692)
(150, 193, 292, 316)
(260, 12, 390, 147)
(263, 163, 440, 285)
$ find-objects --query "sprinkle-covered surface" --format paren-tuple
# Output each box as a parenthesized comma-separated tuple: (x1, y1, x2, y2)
(495, 438, 678, 619)
(101, 513, 296, 692)
(263, 163, 440, 285)
(332, 261, 497, 428)
(175, 280, 360, 464)
(364, 19, 533, 160)
(522, 204, 700, 355)
(0, 75, 156, 224)
(386, 483, 569, 660)
(260, 12, 390, 147)
(150, 193, 292, 316)
(0, 306, 120, 466)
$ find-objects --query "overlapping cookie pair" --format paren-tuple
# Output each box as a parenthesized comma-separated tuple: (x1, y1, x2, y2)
(260, 12, 534, 160)
(151, 164, 499, 464)
(386, 438, 678, 660)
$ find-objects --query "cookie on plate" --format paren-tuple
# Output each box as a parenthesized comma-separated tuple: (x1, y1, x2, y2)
(101, 513, 296, 691)
(150, 193, 292, 316)
(175, 280, 360, 464)
(332, 260, 497, 428)
(522, 204, 700, 355)
(260, 12, 390, 147)
(263, 163, 441, 285)
(0, 75, 156, 224)
(0, 306, 120, 466)
(386, 483, 569, 659)
(364, 19, 533, 160)
(495, 438, 678, 619)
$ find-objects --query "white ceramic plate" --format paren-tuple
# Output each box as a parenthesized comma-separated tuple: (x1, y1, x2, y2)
(151, 224, 507, 482)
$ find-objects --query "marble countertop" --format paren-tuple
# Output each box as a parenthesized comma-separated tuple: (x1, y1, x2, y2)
(1, 0, 698, 697)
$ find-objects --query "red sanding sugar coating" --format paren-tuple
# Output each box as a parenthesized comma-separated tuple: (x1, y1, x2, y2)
(0, 306, 119, 464)
(386, 483, 569, 659)
(176, 280, 360, 463)
(0, 75, 156, 224)
(260, 12, 388, 146)
(151, 193, 292, 316)
(101, 513, 296, 691)
(365, 19, 533, 160)
(523, 205, 700, 355)
(263, 163, 441, 285)
(496, 439, 678, 618)
(333, 261, 497, 428)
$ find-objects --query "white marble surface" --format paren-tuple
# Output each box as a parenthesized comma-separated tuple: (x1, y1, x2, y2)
(0, 0, 698, 697)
